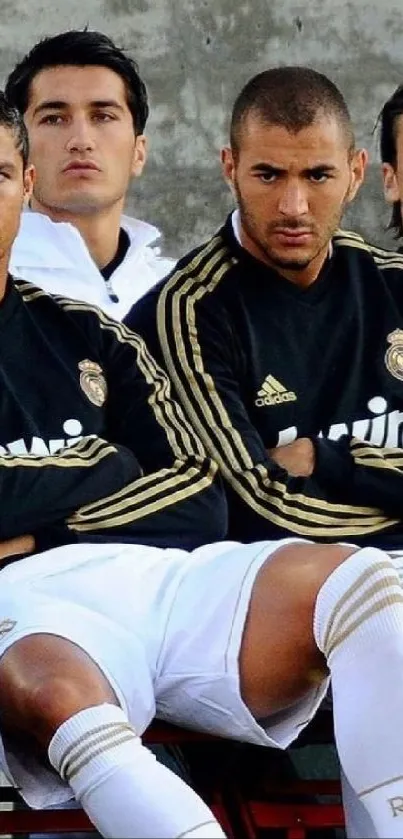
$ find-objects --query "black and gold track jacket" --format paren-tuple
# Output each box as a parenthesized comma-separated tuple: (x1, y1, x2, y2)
(0, 277, 226, 550)
(129, 216, 403, 548)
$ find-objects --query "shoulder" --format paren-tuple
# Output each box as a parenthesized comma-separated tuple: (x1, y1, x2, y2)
(10, 212, 79, 270)
(154, 230, 236, 303)
(14, 278, 147, 372)
(122, 215, 175, 276)
(333, 228, 403, 274)
(14, 277, 113, 334)
(127, 230, 236, 331)
(120, 215, 178, 296)
(123, 243, 176, 287)
(142, 250, 177, 281)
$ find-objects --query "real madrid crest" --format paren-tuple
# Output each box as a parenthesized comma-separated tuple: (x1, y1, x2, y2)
(385, 329, 403, 382)
(79, 360, 107, 407)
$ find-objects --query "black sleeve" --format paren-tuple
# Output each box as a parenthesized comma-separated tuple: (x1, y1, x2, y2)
(129, 284, 398, 543)
(314, 436, 403, 519)
(65, 310, 227, 549)
(0, 436, 141, 540)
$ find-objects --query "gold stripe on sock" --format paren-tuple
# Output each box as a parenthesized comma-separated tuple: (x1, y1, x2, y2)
(321, 561, 395, 653)
(327, 592, 403, 657)
(324, 575, 401, 654)
(64, 731, 136, 783)
(60, 723, 133, 780)
(59, 721, 125, 770)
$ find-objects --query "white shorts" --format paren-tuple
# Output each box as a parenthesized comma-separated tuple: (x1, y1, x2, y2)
(0, 537, 329, 808)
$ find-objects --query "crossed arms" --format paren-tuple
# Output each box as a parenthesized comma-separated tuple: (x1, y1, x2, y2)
(0, 308, 226, 556)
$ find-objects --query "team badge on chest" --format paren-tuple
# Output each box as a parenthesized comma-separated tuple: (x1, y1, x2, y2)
(385, 329, 403, 382)
(79, 360, 107, 406)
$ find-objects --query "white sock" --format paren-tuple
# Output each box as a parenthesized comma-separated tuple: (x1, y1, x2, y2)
(341, 767, 377, 839)
(48, 704, 226, 839)
(314, 547, 403, 838)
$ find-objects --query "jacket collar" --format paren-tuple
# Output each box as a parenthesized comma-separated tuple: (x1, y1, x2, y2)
(10, 209, 161, 271)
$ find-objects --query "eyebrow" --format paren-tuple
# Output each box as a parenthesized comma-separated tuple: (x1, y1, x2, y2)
(32, 99, 125, 117)
(250, 162, 339, 174)
(0, 160, 17, 172)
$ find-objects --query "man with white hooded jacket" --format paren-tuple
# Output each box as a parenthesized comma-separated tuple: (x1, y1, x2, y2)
(7, 29, 175, 318)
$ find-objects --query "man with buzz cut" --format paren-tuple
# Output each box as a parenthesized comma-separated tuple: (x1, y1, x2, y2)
(6, 29, 174, 319)
(129, 65, 403, 837)
(129, 65, 403, 554)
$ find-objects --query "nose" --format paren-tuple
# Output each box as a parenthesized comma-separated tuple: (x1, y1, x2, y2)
(65, 118, 95, 153)
(278, 182, 308, 217)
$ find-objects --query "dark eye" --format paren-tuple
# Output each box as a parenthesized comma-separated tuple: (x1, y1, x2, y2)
(310, 171, 330, 183)
(257, 171, 277, 183)
(92, 112, 116, 122)
(39, 114, 64, 125)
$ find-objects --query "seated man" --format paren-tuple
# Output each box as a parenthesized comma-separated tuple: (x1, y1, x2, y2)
(380, 81, 403, 249)
(128, 65, 403, 549)
(0, 95, 225, 557)
(6, 29, 174, 318)
(0, 86, 402, 839)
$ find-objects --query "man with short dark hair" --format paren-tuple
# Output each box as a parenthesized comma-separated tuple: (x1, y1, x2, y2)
(129, 65, 403, 550)
(338, 82, 403, 838)
(0, 92, 224, 556)
(379, 83, 403, 243)
(6, 30, 174, 317)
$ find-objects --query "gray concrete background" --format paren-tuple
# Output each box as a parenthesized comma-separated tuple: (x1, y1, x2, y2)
(1, 0, 403, 258)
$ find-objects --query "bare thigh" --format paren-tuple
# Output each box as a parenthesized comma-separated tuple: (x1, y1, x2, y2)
(239, 542, 355, 718)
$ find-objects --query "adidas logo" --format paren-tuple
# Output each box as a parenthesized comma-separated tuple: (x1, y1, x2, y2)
(255, 375, 297, 407)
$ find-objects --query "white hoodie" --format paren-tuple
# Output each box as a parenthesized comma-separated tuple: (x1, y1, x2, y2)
(10, 211, 176, 320)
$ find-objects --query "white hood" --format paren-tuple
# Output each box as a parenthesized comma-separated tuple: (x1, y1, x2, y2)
(9, 210, 175, 319)
(11, 211, 161, 271)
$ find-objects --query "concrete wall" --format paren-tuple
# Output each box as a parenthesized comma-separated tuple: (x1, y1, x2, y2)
(1, 0, 403, 257)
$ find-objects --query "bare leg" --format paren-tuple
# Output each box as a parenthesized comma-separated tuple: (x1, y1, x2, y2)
(0, 635, 225, 838)
(0, 543, 355, 838)
(240, 542, 403, 838)
(0, 634, 118, 743)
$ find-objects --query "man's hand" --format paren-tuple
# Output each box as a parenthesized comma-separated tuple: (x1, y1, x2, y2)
(267, 438, 315, 477)
(0, 535, 35, 562)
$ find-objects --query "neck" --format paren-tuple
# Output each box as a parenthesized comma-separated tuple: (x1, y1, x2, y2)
(30, 198, 125, 268)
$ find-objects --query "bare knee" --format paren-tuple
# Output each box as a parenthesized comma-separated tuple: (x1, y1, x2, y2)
(251, 541, 358, 643)
(251, 541, 357, 644)
(0, 634, 118, 747)
(269, 541, 357, 607)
